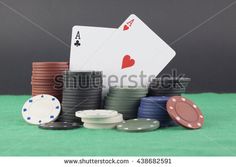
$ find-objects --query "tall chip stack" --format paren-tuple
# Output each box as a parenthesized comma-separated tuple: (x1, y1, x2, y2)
(104, 87, 148, 120)
(148, 77, 191, 96)
(31, 62, 69, 101)
(58, 71, 103, 123)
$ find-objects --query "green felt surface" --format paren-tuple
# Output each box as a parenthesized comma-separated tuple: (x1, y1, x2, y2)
(0, 93, 236, 156)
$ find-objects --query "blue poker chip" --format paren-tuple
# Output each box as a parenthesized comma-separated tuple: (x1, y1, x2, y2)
(140, 102, 166, 108)
(137, 113, 171, 120)
(137, 114, 176, 127)
(138, 107, 167, 114)
(138, 112, 170, 118)
(141, 96, 169, 102)
(138, 107, 169, 114)
(160, 120, 178, 127)
(139, 105, 167, 111)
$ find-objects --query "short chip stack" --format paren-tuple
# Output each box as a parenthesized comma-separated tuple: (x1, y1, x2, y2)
(58, 71, 103, 123)
(148, 77, 191, 96)
(76, 109, 123, 129)
(31, 62, 69, 101)
(104, 87, 148, 120)
(137, 96, 177, 127)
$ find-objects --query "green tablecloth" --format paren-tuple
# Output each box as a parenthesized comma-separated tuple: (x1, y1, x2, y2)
(0, 93, 235, 156)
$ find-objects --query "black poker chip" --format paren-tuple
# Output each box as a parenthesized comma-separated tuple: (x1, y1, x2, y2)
(38, 122, 81, 130)
(59, 112, 76, 117)
(63, 77, 103, 82)
(61, 103, 100, 108)
(62, 105, 99, 112)
(151, 77, 191, 83)
(62, 98, 101, 105)
(62, 98, 101, 104)
(57, 118, 81, 123)
(63, 88, 102, 93)
(147, 77, 191, 97)
(63, 71, 102, 76)
(58, 115, 80, 120)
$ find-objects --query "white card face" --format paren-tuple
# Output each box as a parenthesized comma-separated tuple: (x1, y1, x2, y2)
(81, 14, 176, 87)
(69, 26, 116, 71)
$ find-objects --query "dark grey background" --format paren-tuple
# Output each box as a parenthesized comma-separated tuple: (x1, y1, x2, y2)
(0, 0, 235, 94)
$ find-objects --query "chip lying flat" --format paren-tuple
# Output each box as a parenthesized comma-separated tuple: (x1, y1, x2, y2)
(39, 122, 81, 130)
(116, 118, 160, 132)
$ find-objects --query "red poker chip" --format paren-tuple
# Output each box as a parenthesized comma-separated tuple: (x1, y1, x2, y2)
(32, 76, 63, 79)
(32, 62, 69, 66)
(32, 67, 68, 70)
(31, 73, 63, 77)
(32, 87, 62, 92)
(31, 77, 56, 80)
(166, 96, 204, 129)
(32, 71, 66, 74)
(32, 89, 61, 93)
(31, 82, 55, 86)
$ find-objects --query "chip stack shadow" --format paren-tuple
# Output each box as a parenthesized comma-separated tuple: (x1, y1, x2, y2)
(104, 87, 148, 120)
(58, 71, 103, 123)
(31, 62, 69, 101)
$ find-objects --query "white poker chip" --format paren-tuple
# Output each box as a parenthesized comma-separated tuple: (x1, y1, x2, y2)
(83, 123, 119, 129)
(22, 94, 61, 125)
(75, 109, 118, 119)
(81, 113, 123, 124)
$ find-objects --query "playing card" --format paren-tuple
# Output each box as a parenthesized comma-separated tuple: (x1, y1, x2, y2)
(69, 26, 116, 71)
(81, 14, 176, 87)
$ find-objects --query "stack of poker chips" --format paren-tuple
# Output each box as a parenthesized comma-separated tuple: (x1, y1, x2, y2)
(137, 96, 177, 127)
(76, 109, 123, 129)
(148, 77, 191, 96)
(57, 71, 103, 123)
(104, 87, 148, 120)
(31, 62, 69, 101)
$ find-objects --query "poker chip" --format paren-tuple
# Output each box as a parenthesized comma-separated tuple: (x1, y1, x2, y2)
(166, 96, 204, 129)
(81, 113, 123, 124)
(104, 87, 147, 120)
(109, 86, 148, 93)
(148, 77, 191, 97)
(31, 62, 69, 101)
(22, 94, 61, 125)
(83, 123, 118, 129)
(76, 109, 118, 119)
(116, 118, 160, 132)
(38, 121, 81, 130)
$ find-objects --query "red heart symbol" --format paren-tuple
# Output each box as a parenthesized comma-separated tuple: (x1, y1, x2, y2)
(121, 55, 135, 69)
(123, 24, 129, 31)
